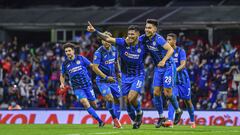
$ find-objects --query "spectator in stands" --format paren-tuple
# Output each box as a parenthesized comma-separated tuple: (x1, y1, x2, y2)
(8, 101, 22, 110)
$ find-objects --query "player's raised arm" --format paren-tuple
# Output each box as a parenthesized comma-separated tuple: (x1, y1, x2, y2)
(158, 42, 174, 67)
(87, 21, 116, 44)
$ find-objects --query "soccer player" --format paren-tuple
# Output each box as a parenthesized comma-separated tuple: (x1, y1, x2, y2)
(164, 33, 196, 128)
(93, 31, 122, 128)
(60, 43, 115, 127)
(87, 22, 145, 129)
(139, 19, 183, 128)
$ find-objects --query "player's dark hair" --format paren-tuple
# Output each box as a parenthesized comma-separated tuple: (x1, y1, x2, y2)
(146, 19, 158, 27)
(63, 42, 76, 50)
(167, 33, 177, 40)
(128, 25, 140, 32)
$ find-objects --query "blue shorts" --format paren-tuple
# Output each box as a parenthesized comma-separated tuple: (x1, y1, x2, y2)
(96, 81, 121, 98)
(74, 87, 96, 101)
(176, 79, 191, 100)
(121, 74, 145, 96)
(153, 64, 176, 88)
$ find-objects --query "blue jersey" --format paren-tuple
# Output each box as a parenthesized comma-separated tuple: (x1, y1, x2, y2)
(115, 38, 145, 77)
(93, 45, 118, 81)
(61, 55, 92, 90)
(173, 46, 189, 84)
(139, 33, 174, 66)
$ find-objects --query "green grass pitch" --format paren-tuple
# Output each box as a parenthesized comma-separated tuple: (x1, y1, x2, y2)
(0, 124, 240, 135)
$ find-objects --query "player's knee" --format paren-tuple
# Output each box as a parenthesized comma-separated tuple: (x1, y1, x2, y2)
(105, 94, 114, 102)
(80, 99, 90, 108)
(90, 102, 98, 109)
(164, 88, 172, 97)
(127, 97, 133, 103)
(114, 98, 120, 104)
(185, 100, 193, 107)
(154, 90, 161, 96)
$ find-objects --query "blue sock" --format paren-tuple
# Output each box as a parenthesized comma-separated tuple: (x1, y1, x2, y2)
(133, 100, 142, 114)
(168, 103, 175, 121)
(87, 107, 102, 123)
(187, 105, 195, 122)
(126, 105, 136, 121)
(114, 104, 121, 119)
(106, 102, 116, 119)
(154, 95, 163, 117)
(169, 95, 179, 111)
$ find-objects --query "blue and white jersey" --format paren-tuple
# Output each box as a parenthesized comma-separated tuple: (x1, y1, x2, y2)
(61, 55, 92, 90)
(93, 45, 118, 81)
(139, 33, 174, 66)
(173, 46, 190, 84)
(115, 38, 145, 77)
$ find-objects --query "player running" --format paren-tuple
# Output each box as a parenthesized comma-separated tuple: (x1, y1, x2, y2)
(60, 43, 114, 127)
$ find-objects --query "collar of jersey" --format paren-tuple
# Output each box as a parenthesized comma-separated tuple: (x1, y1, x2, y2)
(102, 45, 112, 52)
(67, 55, 77, 62)
(150, 33, 157, 42)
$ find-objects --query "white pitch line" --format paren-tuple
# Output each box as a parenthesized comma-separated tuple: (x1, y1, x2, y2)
(88, 132, 120, 135)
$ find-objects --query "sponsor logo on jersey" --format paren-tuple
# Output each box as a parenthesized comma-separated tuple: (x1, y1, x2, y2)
(124, 52, 140, 59)
(146, 45, 159, 51)
(69, 66, 82, 73)
(105, 58, 115, 64)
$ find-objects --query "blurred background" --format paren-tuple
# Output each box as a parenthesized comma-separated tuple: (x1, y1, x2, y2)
(0, 0, 239, 111)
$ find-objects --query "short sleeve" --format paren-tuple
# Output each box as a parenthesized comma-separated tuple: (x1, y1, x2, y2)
(93, 51, 101, 65)
(61, 63, 66, 74)
(180, 48, 187, 61)
(115, 38, 125, 47)
(81, 56, 91, 67)
(156, 35, 167, 47)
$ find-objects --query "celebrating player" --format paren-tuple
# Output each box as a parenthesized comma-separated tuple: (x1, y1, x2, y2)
(93, 31, 122, 128)
(139, 19, 183, 128)
(164, 33, 196, 128)
(87, 22, 145, 129)
(60, 43, 110, 127)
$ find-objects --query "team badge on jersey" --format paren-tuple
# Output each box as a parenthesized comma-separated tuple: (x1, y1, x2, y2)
(76, 60, 81, 65)
(126, 47, 130, 49)
(124, 52, 129, 56)
(175, 53, 178, 57)
(112, 52, 116, 56)
(153, 41, 156, 46)
(94, 55, 97, 60)
(102, 89, 107, 94)
(137, 48, 141, 53)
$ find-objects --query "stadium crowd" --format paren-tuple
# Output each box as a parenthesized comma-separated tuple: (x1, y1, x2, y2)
(0, 32, 239, 110)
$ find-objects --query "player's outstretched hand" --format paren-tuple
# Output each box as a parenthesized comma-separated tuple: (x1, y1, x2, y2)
(107, 76, 116, 83)
(60, 84, 65, 90)
(157, 60, 166, 67)
(87, 21, 96, 32)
